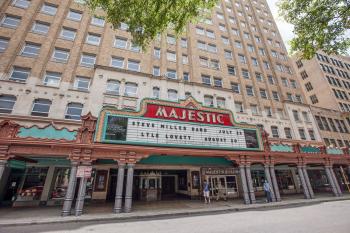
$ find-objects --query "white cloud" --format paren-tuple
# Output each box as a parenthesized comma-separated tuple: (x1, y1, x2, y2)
(266, 0, 294, 53)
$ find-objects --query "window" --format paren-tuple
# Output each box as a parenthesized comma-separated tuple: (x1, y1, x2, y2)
(0, 95, 16, 113)
(308, 129, 316, 141)
(153, 66, 160, 76)
(1, 15, 21, 28)
(52, 48, 69, 62)
(302, 112, 310, 122)
(0, 38, 9, 52)
(251, 57, 258, 66)
(183, 72, 190, 81)
(255, 73, 263, 82)
(290, 80, 297, 88)
(231, 82, 240, 93)
(260, 89, 267, 99)
(125, 82, 138, 97)
(228, 66, 236, 75)
(292, 110, 300, 121)
(246, 86, 254, 96)
(210, 60, 220, 70)
(207, 44, 217, 53)
(224, 50, 233, 59)
(106, 80, 120, 95)
(86, 33, 101, 46)
(129, 42, 141, 52)
(278, 127, 291, 140)
(295, 95, 302, 103)
(202, 75, 211, 85)
(153, 47, 161, 59)
(166, 51, 176, 62)
(286, 92, 293, 101)
(222, 36, 229, 45)
(31, 99, 51, 117)
(250, 104, 259, 115)
(127, 60, 140, 71)
(65, 103, 83, 120)
(167, 35, 176, 45)
(272, 91, 280, 101)
(114, 37, 127, 49)
(214, 77, 222, 87)
(235, 102, 244, 113)
(12, 0, 30, 8)
(235, 41, 243, 49)
(91, 17, 105, 27)
(219, 24, 226, 31)
(263, 61, 270, 69)
(60, 27, 76, 40)
(152, 87, 160, 99)
(298, 128, 306, 140)
(166, 69, 177, 79)
(268, 75, 275, 84)
(200, 57, 209, 67)
(271, 126, 279, 138)
(181, 38, 187, 48)
(204, 95, 214, 107)
(242, 69, 250, 79)
(119, 22, 128, 30)
(197, 41, 206, 50)
(41, 3, 57, 15)
(182, 54, 188, 64)
(238, 54, 246, 64)
(67, 10, 82, 21)
(281, 78, 289, 87)
(73, 76, 90, 91)
(217, 97, 225, 108)
(168, 89, 178, 101)
(21, 42, 40, 57)
(10, 67, 30, 82)
(196, 27, 205, 35)
(43, 72, 61, 87)
(111, 57, 124, 68)
(310, 94, 318, 104)
(247, 44, 254, 52)
(80, 53, 96, 67)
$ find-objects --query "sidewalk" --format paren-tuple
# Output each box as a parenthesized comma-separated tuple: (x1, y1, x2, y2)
(0, 195, 349, 227)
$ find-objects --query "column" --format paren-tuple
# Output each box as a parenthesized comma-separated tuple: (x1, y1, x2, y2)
(113, 163, 125, 213)
(0, 160, 7, 182)
(239, 165, 251, 204)
(264, 164, 276, 202)
(269, 165, 281, 202)
(40, 166, 55, 203)
(124, 163, 135, 213)
(297, 166, 310, 199)
(325, 167, 339, 196)
(74, 176, 88, 216)
(245, 165, 256, 204)
(61, 162, 78, 216)
(330, 168, 342, 196)
(302, 167, 315, 198)
(291, 169, 301, 193)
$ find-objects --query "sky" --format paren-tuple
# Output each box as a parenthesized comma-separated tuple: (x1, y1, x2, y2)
(266, 0, 294, 52)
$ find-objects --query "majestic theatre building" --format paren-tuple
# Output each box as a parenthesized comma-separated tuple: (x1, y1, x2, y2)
(0, 0, 350, 216)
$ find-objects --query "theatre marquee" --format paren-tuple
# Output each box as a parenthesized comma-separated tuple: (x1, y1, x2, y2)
(95, 98, 263, 151)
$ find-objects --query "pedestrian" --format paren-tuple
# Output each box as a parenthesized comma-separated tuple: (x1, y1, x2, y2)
(203, 179, 210, 204)
(263, 179, 272, 203)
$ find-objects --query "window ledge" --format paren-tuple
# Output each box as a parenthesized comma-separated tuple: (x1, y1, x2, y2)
(36, 84, 60, 89)
(104, 92, 121, 98)
(68, 88, 90, 93)
(123, 95, 138, 100)
(0, 79, 26, 84)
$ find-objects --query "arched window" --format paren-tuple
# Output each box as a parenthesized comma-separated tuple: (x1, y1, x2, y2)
(65, 102, 83, 120)
(106, 80, 120, 95)
(0, 95, 16, 113)
(31, 99, 51, 117)
(152, 87, 160, 99)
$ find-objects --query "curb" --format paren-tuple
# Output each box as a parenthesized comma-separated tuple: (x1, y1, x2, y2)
(1, 197, 349, 227)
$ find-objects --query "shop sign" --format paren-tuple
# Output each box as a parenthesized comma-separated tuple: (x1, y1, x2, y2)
(95, 98, 262, 151)
(77, 166, 92, 178)
(201, 167, 237, 175)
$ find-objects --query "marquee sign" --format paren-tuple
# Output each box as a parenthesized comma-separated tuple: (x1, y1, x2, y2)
(95, 98, 262, 151)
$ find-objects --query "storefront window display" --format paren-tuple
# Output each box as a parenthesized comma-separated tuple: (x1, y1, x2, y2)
(50, 167, 70, 200)
(17, 167, 48, 201)
(251, 170, 265, 191)
(276, 170, 295, 191)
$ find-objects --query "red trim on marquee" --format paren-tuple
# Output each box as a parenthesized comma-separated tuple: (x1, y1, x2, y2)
(143, 104, 233, 126)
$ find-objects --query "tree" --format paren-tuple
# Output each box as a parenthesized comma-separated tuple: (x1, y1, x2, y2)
(86, 0, 218, 50)
(278, 0, 350, 59)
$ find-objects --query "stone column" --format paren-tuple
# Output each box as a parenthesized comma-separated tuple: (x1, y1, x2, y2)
(330, 168, 342, 196)
(245, 165, 256, 204)
(297, 166, 310, 199)
(264, 164, 276, 202)
(302, 167, 315, 199)
(114, 163, 125, 213)
(74, 176, 88, 216)
(0, 160, 7, 182)
(239, 165, 251, 204)
(291, 168, 301, 193)
(269, 166, 281, 202)
(325, 167, 339, 196)
(124, 163, 135, 213)
(61, 162, 78, 216)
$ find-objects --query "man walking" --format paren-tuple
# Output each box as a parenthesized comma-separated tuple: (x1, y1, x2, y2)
(263, 179, 272, 203)
(203, 179, 210, 204)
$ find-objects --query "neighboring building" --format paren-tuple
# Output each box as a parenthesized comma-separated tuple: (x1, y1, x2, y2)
(292, 51, 350, 112)
(0, 0, 348, 217)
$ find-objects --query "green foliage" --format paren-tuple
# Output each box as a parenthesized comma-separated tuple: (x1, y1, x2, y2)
(86, 0, 218, 50)
(278, 0, 350, 59)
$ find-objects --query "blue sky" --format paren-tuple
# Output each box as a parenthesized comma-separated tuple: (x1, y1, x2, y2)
(266, 0, 294, 52)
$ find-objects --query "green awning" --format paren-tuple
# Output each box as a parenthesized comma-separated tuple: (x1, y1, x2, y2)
(138, 155, 233, 166)
(8, 160, 26, 169)
(31, 157, 71, 166)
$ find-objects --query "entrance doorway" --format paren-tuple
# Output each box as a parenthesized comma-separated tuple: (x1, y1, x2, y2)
(1, 168, 25, 206)
(207, 175, 238, 200)
(107, 169, 118, 202)
(161, 176, 175, 198)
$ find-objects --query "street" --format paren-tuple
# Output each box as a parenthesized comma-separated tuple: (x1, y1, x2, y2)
(1, 200, 350, 233)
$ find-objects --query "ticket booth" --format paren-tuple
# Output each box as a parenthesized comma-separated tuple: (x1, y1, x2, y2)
(139, 171, 162, 201)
